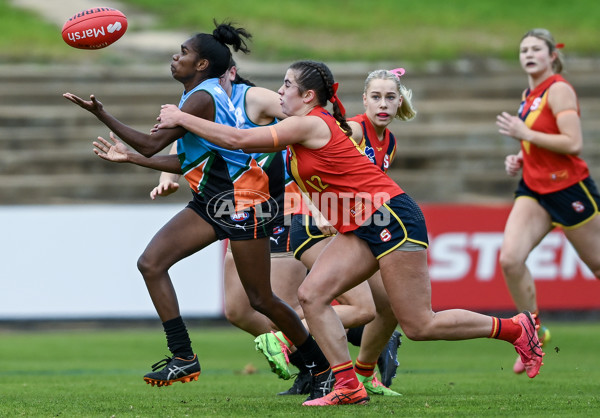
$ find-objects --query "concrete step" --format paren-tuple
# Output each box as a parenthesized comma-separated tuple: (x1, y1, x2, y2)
(2, 62, 600, 205)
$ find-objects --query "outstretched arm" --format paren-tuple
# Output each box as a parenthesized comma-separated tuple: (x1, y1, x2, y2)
(157, 104, 330, 150)
(63, 93, 184, 157)
(93, 133, 182, 174)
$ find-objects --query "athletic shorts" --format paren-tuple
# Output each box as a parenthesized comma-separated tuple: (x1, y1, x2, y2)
(289, 213, 327, 260)
(225, 223, 293, 257)
(269, 224, 293, 256)
(515, 176, 600, 229)
(186, 191, 283, 241)
(351, 193, 428, 259)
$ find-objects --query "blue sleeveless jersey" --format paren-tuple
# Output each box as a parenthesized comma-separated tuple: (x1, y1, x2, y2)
(176, 78, 269, 211)
(229, 83, 286, 216)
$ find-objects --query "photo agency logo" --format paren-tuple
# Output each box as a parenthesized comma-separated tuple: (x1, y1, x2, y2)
(207, 189, 280, 228)
(304, 191, 394, 227)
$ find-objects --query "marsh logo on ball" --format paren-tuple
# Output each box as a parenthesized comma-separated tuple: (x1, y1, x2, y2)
(61, 7, 128, 49)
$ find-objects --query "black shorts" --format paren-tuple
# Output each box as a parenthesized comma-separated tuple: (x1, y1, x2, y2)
(186, 191, 284, 241)
(269, 224, 292, 254)
(515, 177, 600, 229)
(351, 193, 428, 259)
(289, 213, 327, 260)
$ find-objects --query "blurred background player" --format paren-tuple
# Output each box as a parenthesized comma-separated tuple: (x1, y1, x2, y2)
(496, 28, 600, 374)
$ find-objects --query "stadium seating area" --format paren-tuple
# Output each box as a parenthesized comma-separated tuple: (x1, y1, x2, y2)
(2, 59, 599, 205)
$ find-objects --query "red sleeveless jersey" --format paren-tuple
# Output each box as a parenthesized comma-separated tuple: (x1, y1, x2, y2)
(518, 74, 589, 193)
(348, 113, 397, 173)
(286, 107, 403, 233)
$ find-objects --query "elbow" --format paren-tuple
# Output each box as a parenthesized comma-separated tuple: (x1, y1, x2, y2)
(569, 144, 582, 156)
(566, 140, 583, 156)
(223, 133, 246, 150)
(139, 144, 162, 158)
(139, 149, 157, 158)
(223, 140, 240, 150)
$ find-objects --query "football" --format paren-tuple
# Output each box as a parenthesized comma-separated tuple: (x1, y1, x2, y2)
(62, 7, 128, 50)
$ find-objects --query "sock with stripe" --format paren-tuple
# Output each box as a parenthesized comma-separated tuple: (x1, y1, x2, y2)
(354, 359, 376, 378)
(489, 316, 522, 344)
(332, 361, 359, 389)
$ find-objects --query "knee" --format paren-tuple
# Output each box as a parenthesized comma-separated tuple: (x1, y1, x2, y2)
(247, 293, 274, 316)
(297, 283, 326, 309)
(399, 317, 432, 341)
(137, 253, 156, 278)
(401, 325, 428, 341)
(356, 306, 376, 327)
(499, 249, 524, 278)
(224, 302, 245, 327)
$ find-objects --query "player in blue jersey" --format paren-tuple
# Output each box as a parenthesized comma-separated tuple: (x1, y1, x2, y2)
(63, 22, 331, 396)
(150, 62, 314, 387)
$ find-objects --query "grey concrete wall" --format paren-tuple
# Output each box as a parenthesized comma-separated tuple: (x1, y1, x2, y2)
(2, 60, 599, 205)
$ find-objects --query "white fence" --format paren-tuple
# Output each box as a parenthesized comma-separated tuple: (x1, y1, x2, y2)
(0, 205, 223, 319)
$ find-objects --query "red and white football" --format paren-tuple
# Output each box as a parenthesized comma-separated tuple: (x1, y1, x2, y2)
(62, 7, 128, 50)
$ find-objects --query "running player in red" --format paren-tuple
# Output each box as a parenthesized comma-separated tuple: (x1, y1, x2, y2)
(284, 68, 417, 396)
(157, 60, 545, 406)
(496, 28, 600, 374)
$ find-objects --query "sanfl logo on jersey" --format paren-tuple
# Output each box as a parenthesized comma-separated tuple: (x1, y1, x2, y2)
(364, 146, 376, 164)
(380, 229, 392, 242)
(530, 97, 542, 111)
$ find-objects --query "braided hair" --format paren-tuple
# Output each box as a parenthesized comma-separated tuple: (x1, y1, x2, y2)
(188, 20, 252, 79)
(288, 60, 351, 136)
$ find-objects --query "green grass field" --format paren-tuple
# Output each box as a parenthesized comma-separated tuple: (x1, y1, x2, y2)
(1, 0, 599, 63)
(1, 322, 598, 416)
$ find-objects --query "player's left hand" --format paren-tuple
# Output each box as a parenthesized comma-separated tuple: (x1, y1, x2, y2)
(496, 111, 531, 141)
(93, 132, 130, 162)
(157, 104, 182, 129)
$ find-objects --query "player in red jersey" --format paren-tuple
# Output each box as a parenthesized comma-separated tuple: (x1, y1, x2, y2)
(157, 60, 545, 406)
(496, 28, 600, 374)
(286, 68, 417, 396)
